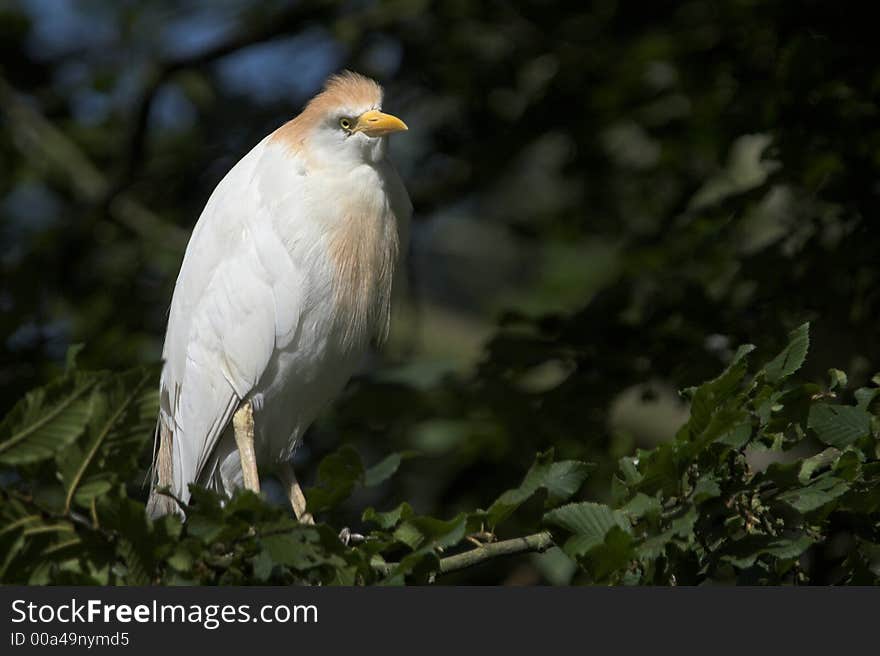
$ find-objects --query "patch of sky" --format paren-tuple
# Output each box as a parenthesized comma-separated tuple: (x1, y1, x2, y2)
(5, 318, 71, 359)
(1, 183, 62, 267)
(2, 182, 62, 234)
(158, 6, 238, 60)
(19, 0, 117, 59)
(215, 29, 344, 104)
(361, 34, 403, 78)
(150, 84, 198, 132)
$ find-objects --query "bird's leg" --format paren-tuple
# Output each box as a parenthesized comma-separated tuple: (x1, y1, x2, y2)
(279, 462, 364, 544)
(280, 462, 314, 525)
(232, 401, 260, 494)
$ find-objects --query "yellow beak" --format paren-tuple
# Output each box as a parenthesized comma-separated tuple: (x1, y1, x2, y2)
(354, 110, 408, 137)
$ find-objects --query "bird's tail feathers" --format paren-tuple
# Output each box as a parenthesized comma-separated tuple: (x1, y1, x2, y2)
(145, 420, 185, 519)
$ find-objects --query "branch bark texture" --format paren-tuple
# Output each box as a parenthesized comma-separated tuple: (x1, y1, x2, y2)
(375, 531, 555, 578)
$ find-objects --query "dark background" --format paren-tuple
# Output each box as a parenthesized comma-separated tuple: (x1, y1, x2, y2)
(1, 0, 878, 584)
(3, 586, 877, 652)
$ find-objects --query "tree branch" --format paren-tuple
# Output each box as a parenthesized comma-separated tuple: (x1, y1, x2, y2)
(439, 531, 555, 574)
(115, 1, 338, 195)
(0, 76, 187, 251)
(375, 531, 555, 577)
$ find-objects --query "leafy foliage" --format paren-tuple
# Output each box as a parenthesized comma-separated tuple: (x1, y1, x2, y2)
(560, 324, 880, 584)
(1, 325, 878, 584)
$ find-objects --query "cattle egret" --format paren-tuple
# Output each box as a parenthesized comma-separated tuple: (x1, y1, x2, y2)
(146, 72, 411, 524)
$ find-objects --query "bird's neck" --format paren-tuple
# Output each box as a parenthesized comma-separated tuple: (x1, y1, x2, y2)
(324, 171, 400, 351)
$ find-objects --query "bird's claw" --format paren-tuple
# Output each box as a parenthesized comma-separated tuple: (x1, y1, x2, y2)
(338, 527, 365, 546)
(466, 524, 495, 548)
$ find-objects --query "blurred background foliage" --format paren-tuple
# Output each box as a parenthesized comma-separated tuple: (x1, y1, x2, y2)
(1, 0, 879, 584)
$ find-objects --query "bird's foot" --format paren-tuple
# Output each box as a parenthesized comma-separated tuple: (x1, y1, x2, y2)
(466, 523, 495, 548)
(338, 527, 366, 546)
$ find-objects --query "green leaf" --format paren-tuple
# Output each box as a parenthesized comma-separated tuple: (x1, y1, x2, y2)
(542, 460, 596, 502)
(689, 344, 755, 436)
(98, 495, 179, 585)
(394, 513, 468, 551)
(364, 452, 415, 487)
(696, 406, 749, 450)
(73, 478, 113, 505)
(586, 526, 635, 581)
(833, 449, 864, 482)
(64, 343, 85, 373)
(764, 322, 810, 383)
(631, 441, 679, 497)
(637, 506, 698, 560)
(618, 456, 643, 486)
(532, 547, 577, 585)
(716, 421, 752, 448)
(0, 373, 97, 465)
(363, 502, 415, 530)
(722, 534, 814, 569)
(693, 474, 721, 503)
(544, 502, 631, 558)
(854, 386, 880, 411)
(382, 548, 441, 585)
(58, 368, 155, 512)
(798, 448, 841, 484)
(305, 446, 364, 514)
(486, 450, 595, 528)
(166, 547, 193, 573)
(764, 534, 814, 560)
(621, 493, 662, 521)
(808, 403, 871, 448)
(258, 525, 345, 572)
(392, 522, 424, 550)
(778, 473, 850, 513)
(828, 368, 848, 390)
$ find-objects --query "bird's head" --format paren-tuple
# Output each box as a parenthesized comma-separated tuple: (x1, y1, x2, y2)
(281, 71, 407, 167)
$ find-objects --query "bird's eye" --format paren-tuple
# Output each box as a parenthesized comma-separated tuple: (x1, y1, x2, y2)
(339, 117, 352, 131)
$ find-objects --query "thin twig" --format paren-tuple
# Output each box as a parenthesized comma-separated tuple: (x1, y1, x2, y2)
(0, 76, 187, 250)
(375, 531, 555, 577)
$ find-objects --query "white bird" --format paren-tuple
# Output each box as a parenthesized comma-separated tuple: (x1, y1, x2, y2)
(147, 71, 411, 522)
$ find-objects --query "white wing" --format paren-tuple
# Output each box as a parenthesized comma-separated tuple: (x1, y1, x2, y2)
(154, 137, 310, 507)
